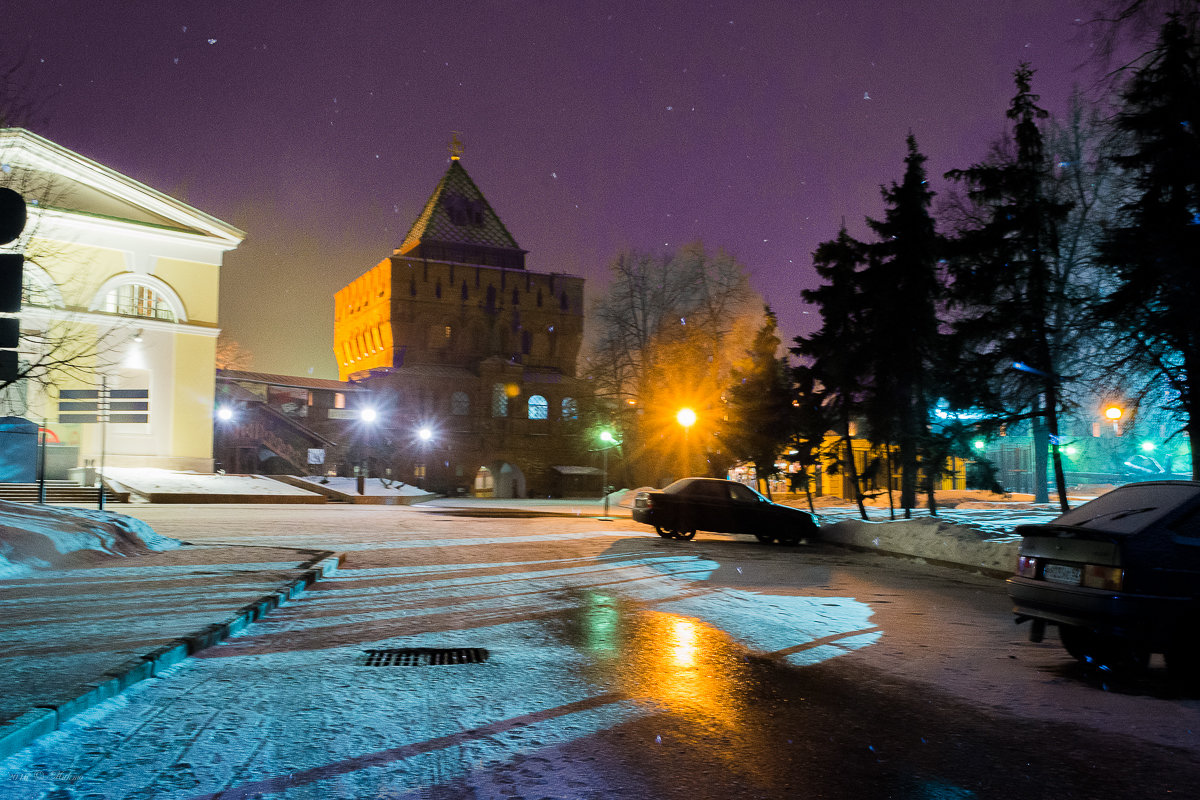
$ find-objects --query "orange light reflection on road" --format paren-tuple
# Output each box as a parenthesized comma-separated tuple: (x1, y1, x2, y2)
(669, 618, 698, 667)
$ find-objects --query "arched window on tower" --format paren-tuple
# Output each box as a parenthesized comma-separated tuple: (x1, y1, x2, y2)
(104, 283, 176, 321)
(561, 398, 578, 420)
(451, 391, 470, 416)
(527, 394, 548, 420)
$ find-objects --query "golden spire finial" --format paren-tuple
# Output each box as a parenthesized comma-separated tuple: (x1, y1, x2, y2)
(449, 132, 464, 161)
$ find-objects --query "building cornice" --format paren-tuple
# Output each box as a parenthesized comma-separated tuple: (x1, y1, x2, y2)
(0, 127, 246, 245)
(14, 306, 220, 337)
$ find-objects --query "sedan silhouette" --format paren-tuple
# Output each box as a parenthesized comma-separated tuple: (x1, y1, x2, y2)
(632, 477, 820, 544)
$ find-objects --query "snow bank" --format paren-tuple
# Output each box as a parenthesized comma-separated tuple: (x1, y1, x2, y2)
(103, 467, 319, 499)
(820, 515, 1020, 574)
(0, 500, 181, 579)
(292, 476, 433, 498)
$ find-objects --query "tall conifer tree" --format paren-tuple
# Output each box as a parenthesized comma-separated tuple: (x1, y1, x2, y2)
(793, 229, 869, 520)
(722, 308, 795, 497)
(944, 64, 1074, 511)
(859, 135, 943, 516)
(1097, 15, 1200, 478)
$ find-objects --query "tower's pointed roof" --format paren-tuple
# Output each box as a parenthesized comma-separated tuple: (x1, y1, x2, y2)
(397, 158, 525, 266)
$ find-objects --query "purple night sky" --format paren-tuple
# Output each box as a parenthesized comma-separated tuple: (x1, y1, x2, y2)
(8, 1, 1125, 378)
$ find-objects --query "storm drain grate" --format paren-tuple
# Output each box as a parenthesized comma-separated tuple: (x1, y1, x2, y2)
(362, 648, 489, 666)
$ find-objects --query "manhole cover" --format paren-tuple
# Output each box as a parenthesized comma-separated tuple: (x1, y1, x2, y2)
(362, 648, 489, 666)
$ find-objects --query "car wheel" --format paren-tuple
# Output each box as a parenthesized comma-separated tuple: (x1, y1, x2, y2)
(1061, 626, 1149, 674)
(654, 525, 673, 539)
(778, 535, 800, 546)
(755, 534, 776, 544)
(675, 528, 697, 541)
(1166, 635, 1200, 685)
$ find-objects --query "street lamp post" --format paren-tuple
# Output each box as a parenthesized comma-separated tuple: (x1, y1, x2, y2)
(358, 405, 378, 494)
(676, 407, 696, 478)
(599, 429, 617, 519)
(1104, 404, 1123, 435)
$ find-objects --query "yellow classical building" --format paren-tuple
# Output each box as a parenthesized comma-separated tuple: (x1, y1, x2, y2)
(0, 129, 244, 472)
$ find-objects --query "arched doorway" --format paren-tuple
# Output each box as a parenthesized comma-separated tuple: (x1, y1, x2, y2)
(473, 466, 494, 497)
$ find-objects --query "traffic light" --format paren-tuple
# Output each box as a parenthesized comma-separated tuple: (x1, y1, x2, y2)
(0, 187, 27, 381)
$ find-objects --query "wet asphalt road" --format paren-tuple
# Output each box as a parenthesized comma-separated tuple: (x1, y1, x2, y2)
(7, 503, 1200, 799)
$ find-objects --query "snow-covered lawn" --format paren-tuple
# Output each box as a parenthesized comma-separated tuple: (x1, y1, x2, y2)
(292, 475, 435, 499)
(103, 467, 318, 499)
(0, 501, 180, 579)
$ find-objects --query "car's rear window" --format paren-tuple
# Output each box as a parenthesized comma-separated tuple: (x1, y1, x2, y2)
(1051, 482, 1200, 534)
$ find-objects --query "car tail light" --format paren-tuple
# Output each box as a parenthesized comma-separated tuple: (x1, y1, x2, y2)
(1082, 564, 1124, 591)
(1016, 555, 1038, 578)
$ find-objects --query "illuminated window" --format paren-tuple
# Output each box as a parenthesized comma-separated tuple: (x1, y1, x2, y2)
(104, 284, 175, 321)
(492, 383, 508, 417)
(414, 464, 426, 478)
(334, 393, 346, 409)
(528, 394, 548, 420)
(451, 391, 470, 415)
(561, 398, 577, 419)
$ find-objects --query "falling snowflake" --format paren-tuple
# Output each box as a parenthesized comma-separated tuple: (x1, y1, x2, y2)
(863, 91, 871, 100)
(208, 39, 217, 45)
(551, 172, 557, 178)
(666, 106, 673, 111)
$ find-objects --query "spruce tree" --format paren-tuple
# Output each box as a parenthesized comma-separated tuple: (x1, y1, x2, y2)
(944, 64, 1074, 511)
(793, 229, 869, 520)
(859, 135, 943, 517)
(1097, 15, 1200, 477)
(722, 308, 794, 497)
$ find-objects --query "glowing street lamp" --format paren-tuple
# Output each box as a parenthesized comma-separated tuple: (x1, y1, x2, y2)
(597, 428, 620, 519)
(417, 426, 433, 442)
(216, 406, 234, 422)
(1104, 404, 1123, 434)
(676, 407, 697, 428)
(357, 405, 379, 494)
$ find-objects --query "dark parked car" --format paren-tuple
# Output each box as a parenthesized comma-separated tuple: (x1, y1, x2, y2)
(1007, 480, 1200, 676)
(632, 477, 820, 544)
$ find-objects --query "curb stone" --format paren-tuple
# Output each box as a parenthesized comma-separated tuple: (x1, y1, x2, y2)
(0, 551, 344, 763)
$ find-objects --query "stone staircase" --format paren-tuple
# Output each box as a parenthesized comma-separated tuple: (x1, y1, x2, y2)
(0, 481, 128, 505)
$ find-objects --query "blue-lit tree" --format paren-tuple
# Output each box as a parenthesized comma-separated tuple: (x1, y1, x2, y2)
(1096, 14, 1200, 479)
(943, 64, 1075, 512)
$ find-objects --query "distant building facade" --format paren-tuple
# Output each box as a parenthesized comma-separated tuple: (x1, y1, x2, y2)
(333, 149, 591, 497)
(213, 369, 368, 475)
(0, 128, 243, 475)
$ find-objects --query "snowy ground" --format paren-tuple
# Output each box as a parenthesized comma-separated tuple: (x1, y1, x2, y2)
(0, 500, 179, 579)
(103, 468, 318, 500)
(292, 476, 436, 500)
